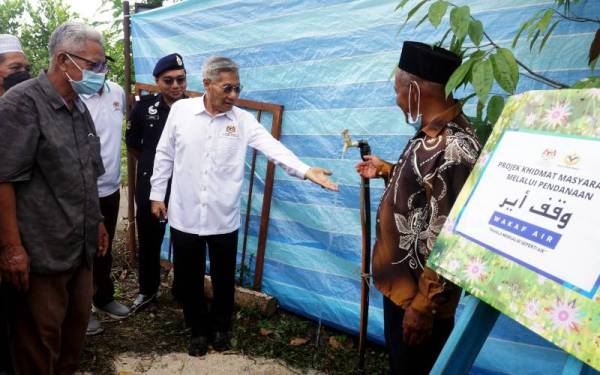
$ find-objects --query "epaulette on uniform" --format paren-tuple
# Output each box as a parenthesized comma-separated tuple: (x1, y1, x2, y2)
(135, 93, 160, 102)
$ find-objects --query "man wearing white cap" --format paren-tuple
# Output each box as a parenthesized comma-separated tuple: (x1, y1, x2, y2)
(0, 33, 29, 375)
(0, 34, 31, 96)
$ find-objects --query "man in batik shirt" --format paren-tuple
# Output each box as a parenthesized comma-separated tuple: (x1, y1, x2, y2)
(356, 41, 481, 374)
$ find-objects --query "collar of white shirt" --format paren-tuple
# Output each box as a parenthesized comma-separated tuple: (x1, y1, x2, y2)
(194, 95, 236, 121)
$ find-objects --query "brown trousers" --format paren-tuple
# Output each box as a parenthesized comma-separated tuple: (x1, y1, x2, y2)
(10, 264, 93, 375)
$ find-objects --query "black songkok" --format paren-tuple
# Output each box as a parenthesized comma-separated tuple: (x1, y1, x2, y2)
(398, 41, 461, 84)
(153, 53, 185, 77)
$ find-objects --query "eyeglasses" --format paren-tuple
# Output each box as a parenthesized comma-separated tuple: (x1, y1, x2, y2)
(160, 76, 186, 86)
(65, 52, 109, 74)
(221, 84, 243, 94)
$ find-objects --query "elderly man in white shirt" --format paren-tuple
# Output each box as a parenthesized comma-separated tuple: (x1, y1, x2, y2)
(81, 79, 130, 335)
(150, 56, 337, 356)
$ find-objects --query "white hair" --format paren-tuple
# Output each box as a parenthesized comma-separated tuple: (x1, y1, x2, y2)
(48, 21, 103, 58)
(202, 56, 239, 82)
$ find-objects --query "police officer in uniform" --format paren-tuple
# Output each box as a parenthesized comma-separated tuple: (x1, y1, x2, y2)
(126, 53, 187, 312)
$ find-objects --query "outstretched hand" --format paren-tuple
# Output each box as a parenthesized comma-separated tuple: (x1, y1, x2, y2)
(305, 167, 339, 192)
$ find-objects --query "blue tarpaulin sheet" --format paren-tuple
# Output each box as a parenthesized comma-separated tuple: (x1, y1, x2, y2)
(132, 1, 599, 373)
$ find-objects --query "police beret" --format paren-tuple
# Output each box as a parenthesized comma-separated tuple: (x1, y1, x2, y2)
(153, 53, 185, 77)
(398, 41, 461, 85)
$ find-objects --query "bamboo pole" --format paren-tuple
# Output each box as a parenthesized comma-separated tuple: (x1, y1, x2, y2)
(123, 1, 137, 262)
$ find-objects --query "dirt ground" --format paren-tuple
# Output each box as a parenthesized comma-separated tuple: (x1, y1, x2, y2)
(78, 188, 388, 374)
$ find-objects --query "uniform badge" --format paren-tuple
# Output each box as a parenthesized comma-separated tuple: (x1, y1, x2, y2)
(176, 55, 183, 66)
(148, 106, 158, 115)
(113, 101, 120, 111)
(225, 124, 237, 135)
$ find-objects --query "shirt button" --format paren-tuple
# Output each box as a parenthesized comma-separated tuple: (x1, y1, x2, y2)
(143, 172, 147, 176)
(204, 170, 208, 175)
(376, 219, 380, 223)
(208, 136, 212, 140)
(149, 124, 154, 128)
(205, 152, 209, 157)
(203, 186, 207, 191)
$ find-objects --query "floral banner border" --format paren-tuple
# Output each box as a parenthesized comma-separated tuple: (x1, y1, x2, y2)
(429, 89, 600, 370)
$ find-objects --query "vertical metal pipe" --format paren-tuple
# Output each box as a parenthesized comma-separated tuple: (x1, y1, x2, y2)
(123, 1, 137, 261)
(357, 142, 371, 373)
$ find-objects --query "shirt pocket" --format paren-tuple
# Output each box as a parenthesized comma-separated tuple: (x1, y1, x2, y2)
(214, 135, 241, 165)
(87, 134, 105, 177)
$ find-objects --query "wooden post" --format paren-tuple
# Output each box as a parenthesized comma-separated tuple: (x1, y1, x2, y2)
(253, 106, 283, 291)
(123, 1, 137, 262)
(240, 110, 262, 287)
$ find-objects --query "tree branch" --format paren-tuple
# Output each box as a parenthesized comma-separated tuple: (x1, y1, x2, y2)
(554, 9, 600, 24)
(442, 1, 569, 88)
(482, 30, 568, 88)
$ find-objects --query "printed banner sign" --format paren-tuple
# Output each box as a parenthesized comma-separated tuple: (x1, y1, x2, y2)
(455, 129, 600, 297)
(429, 90, 600, 370)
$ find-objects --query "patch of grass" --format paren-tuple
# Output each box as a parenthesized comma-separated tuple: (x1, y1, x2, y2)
(79, 233, 389, 374)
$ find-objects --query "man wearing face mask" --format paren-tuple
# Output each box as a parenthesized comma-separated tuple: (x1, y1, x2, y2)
(126, 53, 187, 312)
(0, 22, 108, 374)
(356, 41, 481, 374)
(0, 34, 31, 97)
(0, 32, 30, 375)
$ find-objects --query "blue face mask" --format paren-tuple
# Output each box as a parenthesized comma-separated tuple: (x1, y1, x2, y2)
(65, 54, 107, 95)
(406, 81, 422, 131)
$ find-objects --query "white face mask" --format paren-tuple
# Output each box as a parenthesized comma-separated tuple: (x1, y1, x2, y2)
(407, 80, 422, 130)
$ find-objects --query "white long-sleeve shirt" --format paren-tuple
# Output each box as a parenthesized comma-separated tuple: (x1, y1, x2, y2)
(150, 96, 310, 235)
(81, 81, 125, 197)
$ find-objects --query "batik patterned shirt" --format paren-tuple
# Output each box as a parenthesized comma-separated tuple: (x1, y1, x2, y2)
(373, 105, 481, 317)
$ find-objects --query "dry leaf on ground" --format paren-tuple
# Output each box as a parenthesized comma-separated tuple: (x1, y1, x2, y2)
(289, 337, 309, 346)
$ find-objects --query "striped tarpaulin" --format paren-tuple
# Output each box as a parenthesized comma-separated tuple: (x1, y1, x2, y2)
(133, 1, 599, 373)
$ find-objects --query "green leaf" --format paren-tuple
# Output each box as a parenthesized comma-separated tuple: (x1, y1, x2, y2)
(491, 51, 515, 94)
(539, 20, 560, 52)
(512, 9, 544, 48)
(406, 0, 429, 23)
(472, 59, 494, 103)
(444, 59, 474, 98)
(469, 50, 486, 60)
(538, 9, 554, 33)
(486, 95, 505, 125)
(571, 76, 600, 89)
(529, 29, 541, 51)
(416, 13, 429, 28)
(450, 6, 470, 39)
(395, 0, 412, 11)
(468, 20, 484, 46)
(428, 0, 448, 28)
(512, 21, 530, 48)
(497, 48, 519, 90)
